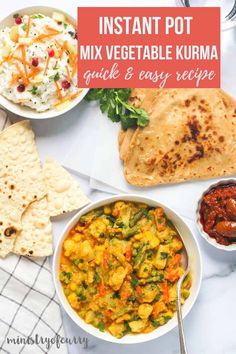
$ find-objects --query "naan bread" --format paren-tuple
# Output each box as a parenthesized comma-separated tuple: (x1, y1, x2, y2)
(121, 88, 236, 187)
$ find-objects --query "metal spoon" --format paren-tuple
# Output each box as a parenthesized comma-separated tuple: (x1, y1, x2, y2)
(176, 233, 190, 354)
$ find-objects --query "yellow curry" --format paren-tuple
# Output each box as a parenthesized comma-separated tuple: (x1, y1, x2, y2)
(59, 201, 191, 338)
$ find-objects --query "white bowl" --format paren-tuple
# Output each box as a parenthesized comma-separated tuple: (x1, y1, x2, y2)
(53, 194, 202, 344)
(196, 179, 236, 252)
(0, 6, 88, 119)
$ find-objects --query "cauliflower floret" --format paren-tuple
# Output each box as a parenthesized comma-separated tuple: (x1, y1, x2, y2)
(137, 261, 153, 278)
(169, 237, 183, 252)
(138, 304, 153, 319)
(140, 284, 159, 303)
(108, 323, 126, 338)
(94, 245, 105, 265)
(109, 266, 127, 291)
(129, 320, 147, 333)
(89, 219, 107, 239)
(143, 231, 160, 249)
(79, 240, 95, 261)
(64, 239, 76, 257)
(67, 293, 80, 310)
(154, 245, 169, 270)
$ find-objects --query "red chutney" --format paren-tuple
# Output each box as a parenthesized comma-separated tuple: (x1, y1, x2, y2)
(199, 183, 236, 246)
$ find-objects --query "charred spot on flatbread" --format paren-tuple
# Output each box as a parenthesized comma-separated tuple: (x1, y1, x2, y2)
(4, 226, 17, 237)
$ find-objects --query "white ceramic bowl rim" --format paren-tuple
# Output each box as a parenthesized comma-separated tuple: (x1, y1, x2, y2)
(53, 194, 202, 344)
(0, 6, 88, 119)
(196, 178, 236, 252)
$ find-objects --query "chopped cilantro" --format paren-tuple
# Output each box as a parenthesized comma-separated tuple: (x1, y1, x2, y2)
(31, 14, 44, 19)
(28, 86, 38, 95)
(49, 72, 60, 81)
(78, 294, 86, 301)
(22, 24, 28, 32)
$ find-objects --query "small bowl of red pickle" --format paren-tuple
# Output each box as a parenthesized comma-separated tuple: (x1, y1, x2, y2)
(197, 179, 236, 251)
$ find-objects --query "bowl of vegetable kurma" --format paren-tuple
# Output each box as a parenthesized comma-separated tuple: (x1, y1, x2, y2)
(53, 194, 202, 343)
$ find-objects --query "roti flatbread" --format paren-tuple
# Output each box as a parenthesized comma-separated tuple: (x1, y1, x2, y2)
(0, 121, 46, 257)
(43, 157, 90, 217)
(121, 88, 236, 187)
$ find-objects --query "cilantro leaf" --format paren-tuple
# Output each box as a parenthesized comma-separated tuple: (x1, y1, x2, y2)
(85, 89, 149, 130)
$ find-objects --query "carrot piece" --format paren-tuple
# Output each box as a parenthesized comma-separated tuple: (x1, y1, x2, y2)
(164, 269, 180, 283)
(26, 16, 31, 37)
(120, 291, 131, 300)
(168, 254, 181, 269)
(160, 283, 169, 303)
(104, 310, 112, 317)
(98, 282, 107, 297)
(54, 81, 63, 100)
(136, 286, 142, 295)
(125, 244, 132, 262)
(152, 303, 160, 319)
(103, 250, 109, 270)
(43, 54, 50, 75)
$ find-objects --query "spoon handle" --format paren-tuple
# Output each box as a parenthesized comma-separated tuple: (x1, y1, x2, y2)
(177, 281, 188, 354)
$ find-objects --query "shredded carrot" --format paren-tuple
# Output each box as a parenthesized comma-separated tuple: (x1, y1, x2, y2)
(21, 46, 28, 78)
(45, 26, 61, 34)
(60, 43, 66, 59)
(43, 54, 50, 75)
(15, 62, 28, 85)
(54, 80, 63, 100)
(26, 16, 31, 37)
(11, 73, 20, 84)
(35, 33, 59, 42)
(71, 58, 77, 77)
(66, 65, 71, 81)
(13, 56, 32, 67)
(53, 92, 80, 106)
(28, 67, 40, 79)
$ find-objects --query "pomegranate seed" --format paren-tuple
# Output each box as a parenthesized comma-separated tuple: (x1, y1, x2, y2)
(17, 84, 25, 93)
(48, 49, 55, 58)
(15, 17, 22, 25)
(31, 58, 39, 67)
(61, 80, 71, 89)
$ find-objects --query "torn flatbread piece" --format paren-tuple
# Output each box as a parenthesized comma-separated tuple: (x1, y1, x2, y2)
(14, 197, 53, 257)
(0, 121, 46, 257)
(121, 88, 236, 187)
(43, 157, 90, 217)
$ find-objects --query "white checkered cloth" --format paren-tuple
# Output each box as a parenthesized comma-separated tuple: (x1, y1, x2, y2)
(0, 111, 68, 354)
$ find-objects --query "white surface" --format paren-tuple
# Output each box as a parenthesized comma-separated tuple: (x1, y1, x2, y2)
(53, 194, 202, 344)
(0, 1, 236, 354)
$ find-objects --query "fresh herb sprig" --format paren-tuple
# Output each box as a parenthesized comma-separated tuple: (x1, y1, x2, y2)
(85, 89, 149, 130)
